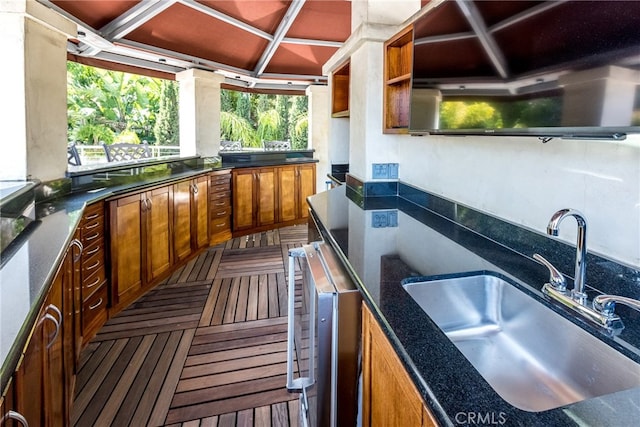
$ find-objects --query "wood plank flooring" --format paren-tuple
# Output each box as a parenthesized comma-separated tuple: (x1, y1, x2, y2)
(72, 226, 308, 427)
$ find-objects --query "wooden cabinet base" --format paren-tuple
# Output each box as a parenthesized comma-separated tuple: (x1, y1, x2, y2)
(362, 304, 438, 427)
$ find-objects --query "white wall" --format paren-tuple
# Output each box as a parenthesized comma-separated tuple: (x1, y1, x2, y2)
(393, 133, 640, 268)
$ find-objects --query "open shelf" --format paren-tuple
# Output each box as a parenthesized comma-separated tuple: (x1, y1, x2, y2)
(332, 61, 350, 118)
(384, 26, 413, 134)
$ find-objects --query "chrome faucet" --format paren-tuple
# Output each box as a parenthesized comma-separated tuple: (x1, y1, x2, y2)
(534, 209, 640, 335)
(546, 208, 588, 304)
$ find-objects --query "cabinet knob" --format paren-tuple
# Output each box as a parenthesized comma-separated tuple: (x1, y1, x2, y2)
(1, 410, 29, 426)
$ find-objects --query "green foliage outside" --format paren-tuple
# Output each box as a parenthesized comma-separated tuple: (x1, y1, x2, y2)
(220, 90, 309, 149)
(439, 97, 562, 130)
(67, 62, 178, 146)
(154, 79, 180, 145)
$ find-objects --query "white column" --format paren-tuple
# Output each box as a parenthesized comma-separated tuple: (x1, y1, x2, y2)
(176, 69, 225, 157)
(0, 0, 76, 181)
(306, 85, 330, 192)
(347, 1, 420, 180)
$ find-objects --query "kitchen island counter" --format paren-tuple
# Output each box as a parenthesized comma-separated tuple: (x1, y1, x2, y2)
(308, 184, 640, 427)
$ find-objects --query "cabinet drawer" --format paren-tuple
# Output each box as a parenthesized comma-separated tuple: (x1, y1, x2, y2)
(210, 215, 231, 233)
(210, 190, 231, 201)
(81, 238, 104, 261)
(81, 226, 103, 246)
(82, 250, 105, 276)
(82, 283, 108, 333)
(210, 197, 231, 211)
(83, 266, 107, 298)
(81, 214, 104, 239)
(210, 173, 231, 185)
(210, 183, 231, 194)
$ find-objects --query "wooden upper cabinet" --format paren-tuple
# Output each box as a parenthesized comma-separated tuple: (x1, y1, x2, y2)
(173, 180, 193, 263)
(332, 61, 350, 118)
(384, 25, 413, 134)
(145, 185, 173, 283)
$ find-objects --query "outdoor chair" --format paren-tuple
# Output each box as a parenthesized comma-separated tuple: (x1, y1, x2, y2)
(262, 140, 291, 151)
(103, 143, 152, 162)
(220, 140, 242, 151)
(67, 143, 81, 166)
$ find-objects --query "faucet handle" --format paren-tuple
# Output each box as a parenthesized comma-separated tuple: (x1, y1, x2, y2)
(533, 253, 567, 292)
(593, 295, 640, 318)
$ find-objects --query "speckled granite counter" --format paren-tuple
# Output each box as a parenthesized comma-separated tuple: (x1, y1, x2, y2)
(0, 156, 230, 389)
(220, 149, 318, 168)
(308, 184, 640, 427)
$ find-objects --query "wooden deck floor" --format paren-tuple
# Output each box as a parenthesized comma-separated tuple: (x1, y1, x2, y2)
(72, 226, 308, 427)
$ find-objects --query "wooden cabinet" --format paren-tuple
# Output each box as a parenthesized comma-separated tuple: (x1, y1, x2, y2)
(173, 179, 193, 263)
(193, 175, 209, 251)
(277, 164, 316, 223)
(332, 61, 350, 117)
(109, 175, 209, 313)
(173, 176, 208, 262)
(384, 25, 413, 134)
(1, 377, 24, 427)
(110, 192, 144, 311)
(79, 202, 108, 342)
(362, 304, 437, 427)
(145, 185, 173, 283)
(232, 167, 277, 233)
(110, 185, 173, 312)
(12, 244, 77, 427)
(209, 170, 232, 245)
(233, 164, 316, 236)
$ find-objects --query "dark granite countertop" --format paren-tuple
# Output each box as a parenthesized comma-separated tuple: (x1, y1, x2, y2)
(0, 157, 230, 389)
(308, 185, 640, 427)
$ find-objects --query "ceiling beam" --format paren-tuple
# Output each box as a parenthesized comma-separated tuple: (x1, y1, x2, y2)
(178, 0, 273, 41)
(282, 37, 343, 48)
(455, 0, 509, 78)
(101, 0, 177, 40)
(253, 0, 306, 77)
(490, 0, 568, 33)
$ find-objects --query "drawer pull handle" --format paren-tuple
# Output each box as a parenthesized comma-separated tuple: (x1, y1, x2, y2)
(215, 201, 226, 206)
(85, 221, 100, 230)
(86, 276, 101, 289)
(89, 298, 103, 310)
(2, 410, 29, 426)
(85, 232, 100, 241)
(216, 211, 227, 216)
(86, 260, 100, 270)
(216, 223, 227, 228)
(86, 245, 100, 256)
(71, 239, 84, 261)
(38, 312, 60, 349)
(85, 213, 100, 220)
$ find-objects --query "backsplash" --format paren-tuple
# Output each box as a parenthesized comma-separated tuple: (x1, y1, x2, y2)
(346, 174, 640, 302)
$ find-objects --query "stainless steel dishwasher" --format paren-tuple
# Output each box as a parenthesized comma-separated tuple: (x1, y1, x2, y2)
(286, 241, 361, 427)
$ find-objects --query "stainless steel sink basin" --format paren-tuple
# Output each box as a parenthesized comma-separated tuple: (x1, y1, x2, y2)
(402, 272, 640, 412)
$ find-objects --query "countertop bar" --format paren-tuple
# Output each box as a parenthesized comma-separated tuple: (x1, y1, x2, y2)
(0, 150, 315, 390)
(308, 185, 640, 427)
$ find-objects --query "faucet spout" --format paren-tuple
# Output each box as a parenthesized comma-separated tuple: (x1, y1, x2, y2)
(547, 209, 588, 304)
